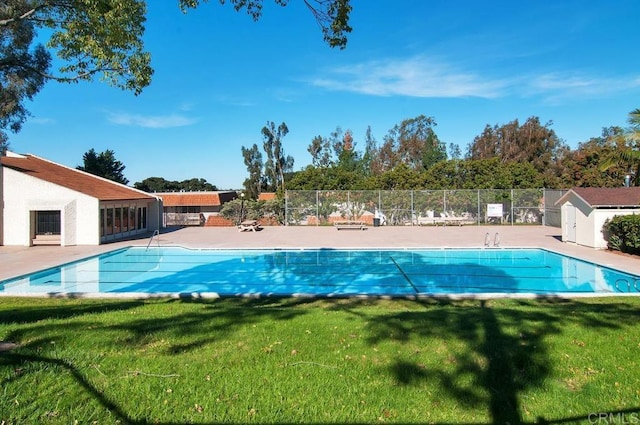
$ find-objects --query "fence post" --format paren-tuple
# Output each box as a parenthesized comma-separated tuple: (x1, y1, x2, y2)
(411, 190, 414, 225)
(477, 190, 480, 225)
(542, 188, 546, 226)
(285, 191, 288, 226)
(511, 189, 514, 225)
(443, 190, 447, 214)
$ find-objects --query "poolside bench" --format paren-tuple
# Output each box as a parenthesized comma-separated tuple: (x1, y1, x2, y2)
(334, 221, 368, 230)
(416, 216, 473, 226)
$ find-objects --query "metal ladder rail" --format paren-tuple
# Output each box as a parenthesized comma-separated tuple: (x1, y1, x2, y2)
(615, 278, 630, 293)
(494, 232, 500, 247)
(146, 229, 160, 251)
(484, 232, 490, 247)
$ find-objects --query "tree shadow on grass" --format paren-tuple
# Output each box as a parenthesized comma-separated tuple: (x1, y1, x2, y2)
(0, 296, 322, 424)
(0, 299, 146, 325)
(1, 293, 640, 423)
(109, 296, 315, 354)
(352, 295, 640, 424)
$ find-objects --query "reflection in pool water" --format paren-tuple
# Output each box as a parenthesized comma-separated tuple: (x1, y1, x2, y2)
(1, 247, 638, 297)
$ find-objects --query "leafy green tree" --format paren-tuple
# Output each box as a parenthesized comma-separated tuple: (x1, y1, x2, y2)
(134, 177, 218, 192)
(448, 143, 462, 160)
(287, 165, 367, 190)
(0, 8, 50, 143)
(77, 148, 128, 185)
(361, 125, 377, 175)
(241, 143, 264, 199)
(372, 115, 445, 173)
(629, 108, 640, 141)
(179, 0, 353, 49)
(425, 158, 543, 190)
(334, 129, 362, 172)
(134, 177, 171, 192)
(1, 0, 353, 143)
(600, 109, 640, 186)
(180, 178, 218, 191)
(1, 0, 152, 143)
(261, 121, 293, 193)
(373, 163, 423, 190)
(467, 116, 565, 176)
(553, 127, 627, 188)
(307, 134, 332, 168)
(0, 133, 8, 155)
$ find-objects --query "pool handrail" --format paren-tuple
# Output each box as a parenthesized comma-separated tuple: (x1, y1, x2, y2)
(146, 229, 160, 251)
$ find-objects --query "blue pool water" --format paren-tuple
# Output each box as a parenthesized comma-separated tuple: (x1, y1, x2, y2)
(1, 247, 639, 297)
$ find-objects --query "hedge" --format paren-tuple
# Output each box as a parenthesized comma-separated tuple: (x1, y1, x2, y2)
(603, 214, 640, 255)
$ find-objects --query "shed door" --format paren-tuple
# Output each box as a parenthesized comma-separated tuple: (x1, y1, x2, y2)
(566, 205, 576, 243)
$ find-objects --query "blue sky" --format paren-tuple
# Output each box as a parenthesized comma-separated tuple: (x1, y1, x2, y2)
(9, 1, 640, 189)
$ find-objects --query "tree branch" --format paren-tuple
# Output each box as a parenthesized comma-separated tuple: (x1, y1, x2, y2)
(1, 57, 124, 83)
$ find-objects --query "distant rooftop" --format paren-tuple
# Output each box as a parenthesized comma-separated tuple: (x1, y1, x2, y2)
(1, 152, 155, 202)
(557, 187, 640, 208)
(157, 191, 237, 207)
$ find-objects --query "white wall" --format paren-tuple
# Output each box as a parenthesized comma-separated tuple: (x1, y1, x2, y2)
(3, 167, 99, 246)
(0, 163, 3, 245)
(592, 209, 639, 249)
(561, 193, 640, 249)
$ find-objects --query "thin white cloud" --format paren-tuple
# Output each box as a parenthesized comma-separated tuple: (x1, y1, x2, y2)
(107, 112, 197, 128)
(525, 72, 640, 99)
(309, 56, 510, 99)
(307, 55, 640, 101)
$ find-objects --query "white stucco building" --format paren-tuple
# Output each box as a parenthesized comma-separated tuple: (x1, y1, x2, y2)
(556, 187, 640, 249)
(0, 152, 162, 246)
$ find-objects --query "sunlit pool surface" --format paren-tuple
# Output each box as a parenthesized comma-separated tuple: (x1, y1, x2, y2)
(1, 247, 639, 297)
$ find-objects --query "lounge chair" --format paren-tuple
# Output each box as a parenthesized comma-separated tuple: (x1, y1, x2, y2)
(238, 219, 261, 232)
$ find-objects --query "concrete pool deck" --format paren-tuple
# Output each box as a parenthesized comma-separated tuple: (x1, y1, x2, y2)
(1, 225, 639, 282)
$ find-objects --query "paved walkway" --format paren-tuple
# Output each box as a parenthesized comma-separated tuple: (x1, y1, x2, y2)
(1, 225, 639, 281)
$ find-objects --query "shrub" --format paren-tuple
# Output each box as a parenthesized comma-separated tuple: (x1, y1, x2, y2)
(603, 214, 640, 255)
(220, 197, 285, 224)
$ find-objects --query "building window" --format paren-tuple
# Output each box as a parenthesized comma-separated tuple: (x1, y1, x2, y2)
(138, 206, 147, 230)
(106, 208, 114, 235)
(122, 206, 129, 233)
(114, 207, 122, 233)
(129, 206, 136, 232)
(36, 211, 61, 235)
(100, 209, 105, 237)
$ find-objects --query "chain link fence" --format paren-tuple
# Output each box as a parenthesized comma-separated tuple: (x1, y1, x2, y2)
(284, 189, 566, 227)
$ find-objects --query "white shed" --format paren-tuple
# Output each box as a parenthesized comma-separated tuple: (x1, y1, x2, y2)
(556, 187, 640, 249)
(1, 152, 162, 246)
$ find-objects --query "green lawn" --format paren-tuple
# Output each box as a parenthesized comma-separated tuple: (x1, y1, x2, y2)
(1, 296, 639, 424)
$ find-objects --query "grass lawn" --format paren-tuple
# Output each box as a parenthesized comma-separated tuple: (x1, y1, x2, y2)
(1, 296, 640, 424)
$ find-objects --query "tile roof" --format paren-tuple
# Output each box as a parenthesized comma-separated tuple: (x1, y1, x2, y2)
(1, 153, 156, 201)
(258, 192, 277, 201)
(158, 191, 237, 207)
(557, 187, 640, 208)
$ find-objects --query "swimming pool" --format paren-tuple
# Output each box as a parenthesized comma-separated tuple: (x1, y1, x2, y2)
(1, 247, 639, 297)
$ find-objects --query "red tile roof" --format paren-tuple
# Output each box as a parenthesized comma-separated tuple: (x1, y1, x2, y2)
(557, 187, 640, 208)
(1, 153, 156, 201)
(258, 192, 276, 201)
(158, 191, 237, 207)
